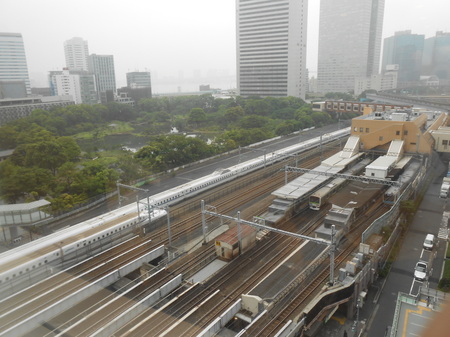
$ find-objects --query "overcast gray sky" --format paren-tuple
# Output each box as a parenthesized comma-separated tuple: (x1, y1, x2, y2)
(1, 0, 449, 92)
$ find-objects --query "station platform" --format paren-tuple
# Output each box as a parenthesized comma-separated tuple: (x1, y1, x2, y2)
(271, 138, 363, 202)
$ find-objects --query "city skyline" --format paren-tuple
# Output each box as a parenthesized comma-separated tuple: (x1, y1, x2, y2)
(1, 0, 449, 92)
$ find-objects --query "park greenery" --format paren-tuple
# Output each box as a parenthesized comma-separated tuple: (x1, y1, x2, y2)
(0, 94, 350, 212)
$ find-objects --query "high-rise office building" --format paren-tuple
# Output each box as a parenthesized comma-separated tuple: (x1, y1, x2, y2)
(236, 0, 308, 99)
(88, 54, 116, 103)
(422, 31, 450, 83)
(0, 32, 31, 96)
(317, 0, 385, 93)
(64, 37, 90, 72)
(382, 30, 424, 85)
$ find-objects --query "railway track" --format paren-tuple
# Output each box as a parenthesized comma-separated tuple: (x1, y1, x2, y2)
(2, 143, 345, 336)
(39, 150, 338, 335)
(242, 201, 390, 336)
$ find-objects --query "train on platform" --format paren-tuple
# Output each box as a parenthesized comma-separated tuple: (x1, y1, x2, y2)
(309, 158, 371, 210)
(0, 127, 350, 290)
(383, 160, 421, 205)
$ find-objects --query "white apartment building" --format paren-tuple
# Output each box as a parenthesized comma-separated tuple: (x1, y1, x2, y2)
(236, 0, 308, 99)
(317, 0, 385, 94)
(64, 37, 90, 72)
(50, 69, 82, 104)
(49, 69, 97, 104)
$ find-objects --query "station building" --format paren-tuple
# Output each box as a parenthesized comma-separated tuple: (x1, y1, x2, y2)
(350, 107, 448, 154)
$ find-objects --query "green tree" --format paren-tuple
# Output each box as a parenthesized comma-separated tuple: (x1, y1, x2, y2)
(324, 92, 354, 101)
(243, 99, 271, 116)
(224, 106, 244, 124)
(24, 141, 69, 175)
(188, 108, 207, 126)
(310, 111, 332, 127)
(153, 111, 171, 123)
(275, 120, 299, 136)
(72, 161, 119, 197)
(56, 137, 81, 161)
(215, 128, 273, 148)
(104, 102, 136, 121)
(0, 161, 54, 202)
(0, 125, 19, 149)
(239, 115, 270, 129)
(135, 134, 214, 172)
(55, 162, 78, 194)
(296, 113, 315, 129)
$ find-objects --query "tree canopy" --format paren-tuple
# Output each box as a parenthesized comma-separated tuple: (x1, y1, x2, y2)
(0, 94, 339, 210)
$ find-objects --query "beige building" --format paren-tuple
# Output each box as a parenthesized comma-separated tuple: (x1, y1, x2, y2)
(350, 108, 447, 154)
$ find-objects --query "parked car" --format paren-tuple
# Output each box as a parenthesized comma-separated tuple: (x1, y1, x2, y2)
(414, 261, 428, 281)
(423, 234, 435, 250)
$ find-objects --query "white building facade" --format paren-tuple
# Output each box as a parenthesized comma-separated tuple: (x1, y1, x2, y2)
(49, 69, 97, 104)
(0, 32, 31, 96)
(50, 69, 82, 104)
(354, 65, 398, 96)
(317, 0, 385, 94)
(236, 0, 308, 99)
(64, 37, 90, 72)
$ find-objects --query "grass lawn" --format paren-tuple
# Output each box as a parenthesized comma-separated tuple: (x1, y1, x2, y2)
(75, 121, 134, 140)
(443, 259, 450, 279)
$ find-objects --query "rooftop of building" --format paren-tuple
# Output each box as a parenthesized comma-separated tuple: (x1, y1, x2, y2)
(215, 224, 256, 245)
(0, 95, 74, 106)
(390, 289, 447, 337)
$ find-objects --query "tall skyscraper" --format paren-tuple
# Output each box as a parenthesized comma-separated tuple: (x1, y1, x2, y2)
(236, 0, 308, 99)
(0, 32, 31, 96)
(64, 37, 90, 71)
(382, 30, 424, 85)
(422, 31, 450, 83)
(317, 0, 385, 94)
(88, 54, 116, 102)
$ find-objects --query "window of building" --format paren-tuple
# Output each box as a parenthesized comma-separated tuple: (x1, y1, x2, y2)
(396, 131, 400, 136)
(360, 127, 363, 132)
(443, 140, 448, 145)
(366, 128, 369, 133)
(379, 136, 383, 141)
(354, 127, 358, 132)
(404, 130, 408, 136)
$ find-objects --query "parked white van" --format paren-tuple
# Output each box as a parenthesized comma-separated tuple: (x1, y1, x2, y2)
(423, 234, 435, 250)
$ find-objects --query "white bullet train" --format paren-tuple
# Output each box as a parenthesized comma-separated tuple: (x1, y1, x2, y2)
(0, 127, 350, 293)
(0, 206, 167, 294)
(146, 127, 350, 208)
